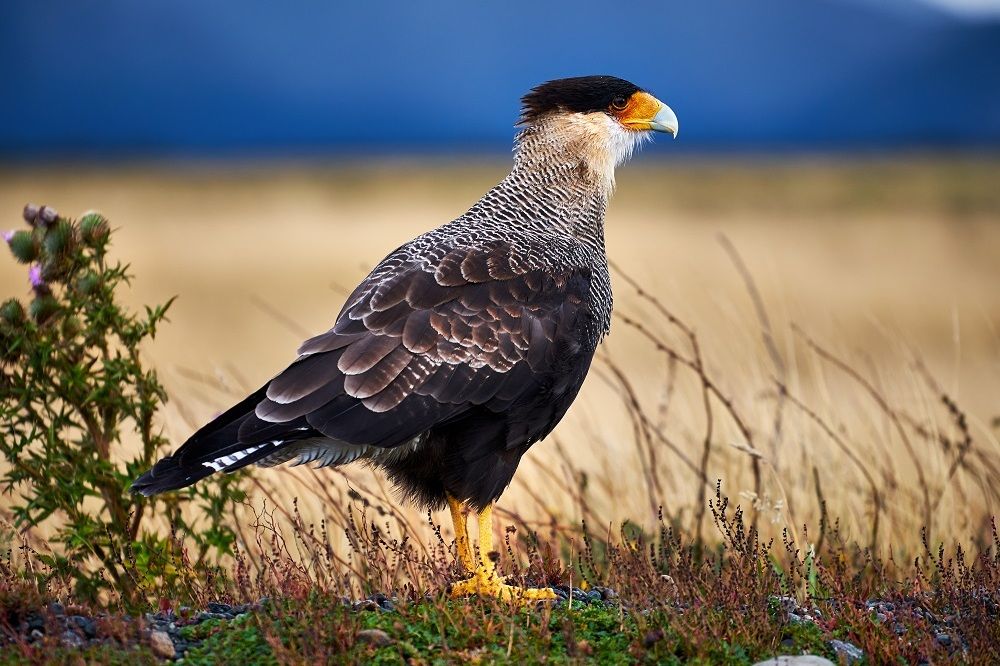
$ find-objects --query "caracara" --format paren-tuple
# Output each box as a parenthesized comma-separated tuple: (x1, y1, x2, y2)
(133, 75, 678, 600)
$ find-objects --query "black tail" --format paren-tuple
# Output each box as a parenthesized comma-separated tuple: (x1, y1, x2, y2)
(130, 385, 313, 496)
(131, 454, 217, 496)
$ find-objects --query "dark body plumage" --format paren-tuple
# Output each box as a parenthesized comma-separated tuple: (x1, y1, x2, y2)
(133, 76, 650, 512)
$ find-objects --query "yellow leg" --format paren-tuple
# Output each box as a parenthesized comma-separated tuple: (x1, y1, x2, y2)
(448, 503, 557, 602)
(447, 494, 476, 573)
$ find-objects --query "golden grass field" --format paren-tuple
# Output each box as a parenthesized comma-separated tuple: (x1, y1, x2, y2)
(2, 155, 999, 560)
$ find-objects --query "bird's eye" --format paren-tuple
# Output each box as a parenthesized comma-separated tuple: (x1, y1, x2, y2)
(610, 96, 629, 111)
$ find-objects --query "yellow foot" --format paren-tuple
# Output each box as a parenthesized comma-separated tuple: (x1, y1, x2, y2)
(449, 564, 558, 603)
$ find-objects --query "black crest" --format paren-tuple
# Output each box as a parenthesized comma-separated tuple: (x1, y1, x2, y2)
(519, 75, 642, 125)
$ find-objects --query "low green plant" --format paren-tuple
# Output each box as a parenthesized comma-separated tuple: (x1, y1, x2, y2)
(0, 204, 247, 603)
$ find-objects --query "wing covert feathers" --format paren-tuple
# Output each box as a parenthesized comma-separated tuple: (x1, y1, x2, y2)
(132, 237, 592, 496)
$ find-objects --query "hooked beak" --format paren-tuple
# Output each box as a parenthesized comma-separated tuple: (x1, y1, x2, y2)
(618, 91, 679, 138)
(649, 103, 679, 138)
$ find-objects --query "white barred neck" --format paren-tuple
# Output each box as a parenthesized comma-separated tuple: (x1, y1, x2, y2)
(512, 112, 647, 195)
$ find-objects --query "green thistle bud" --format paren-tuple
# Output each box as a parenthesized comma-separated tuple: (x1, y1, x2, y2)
(79, 212, 110, 247)
(7, 230, 38, 263)
(28, 295, 60, 325)
(0, 299, 25, 326)
(76, 270, 101, 296)
(60, 315, 82, 339)
(43, 220, 76, 257)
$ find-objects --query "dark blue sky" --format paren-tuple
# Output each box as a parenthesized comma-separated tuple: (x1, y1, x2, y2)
(2, 1, 998, 157)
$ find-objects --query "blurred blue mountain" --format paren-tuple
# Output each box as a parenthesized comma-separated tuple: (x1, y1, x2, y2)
(1, 0, 998, 156)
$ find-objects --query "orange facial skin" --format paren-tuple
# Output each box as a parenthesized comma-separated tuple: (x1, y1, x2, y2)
(613, 91, 664, 131)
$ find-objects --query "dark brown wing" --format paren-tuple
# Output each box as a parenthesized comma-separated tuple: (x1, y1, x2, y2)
(131, 238, 593, 496)
(254, 239, 591, 449)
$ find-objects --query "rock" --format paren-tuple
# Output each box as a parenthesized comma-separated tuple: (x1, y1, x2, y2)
(771, 595, 799, 614)
(61, 629, 84, 648)
(643, 629, 664, 647)
(552, 585, 589, 601)
(593, 586, 618, 601)
(69, 615, 97, 639)
(754, 657, 835, 666)
(48, 602, 65, 617)
(27, 613, 45, 632)
(352, 599, 382, 612)
(829, 639, 864, 664)
(356, 628, 394, 647)
(195, 612, 231, 623)
(936, 633, 952, 647)
(206, 602, 234, 616)
(149, 630, 176, 659)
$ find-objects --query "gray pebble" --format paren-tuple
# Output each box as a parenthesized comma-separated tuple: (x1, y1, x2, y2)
(149, 629, 176, 659)
(829, 639, 864, 664)
(69, 615, 97, 639)
(754, 657, 835, 666)
(593, 586, 618, 600)
(61, 629, 84, 648)
(356, 628, 393, 647)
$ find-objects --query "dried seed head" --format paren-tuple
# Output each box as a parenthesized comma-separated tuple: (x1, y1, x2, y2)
(22, 203, 40, 225)
(38, 206, 59, 226)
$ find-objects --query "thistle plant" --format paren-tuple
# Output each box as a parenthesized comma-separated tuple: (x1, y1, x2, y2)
(0, 204, 247, 602)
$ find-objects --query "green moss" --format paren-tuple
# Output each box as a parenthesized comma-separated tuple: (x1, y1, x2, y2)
(0, 644, 159, 666)
(780, 620, 830, 657)
(180, 615, 275, 666)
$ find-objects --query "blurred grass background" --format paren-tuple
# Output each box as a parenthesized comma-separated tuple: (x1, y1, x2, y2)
(2, 156, 997, 553)
(3, 0, 1000, 568)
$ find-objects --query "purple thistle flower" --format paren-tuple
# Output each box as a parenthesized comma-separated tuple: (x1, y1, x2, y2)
(2, 230, 13, 243)
(28, 264, 44, 288)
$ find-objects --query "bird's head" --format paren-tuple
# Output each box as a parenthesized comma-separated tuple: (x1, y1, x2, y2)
(516, 75, 678, 189)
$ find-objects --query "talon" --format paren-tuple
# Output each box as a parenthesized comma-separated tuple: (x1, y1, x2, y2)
(445, 502, 556, 604)
(449, 565, 557, 603)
